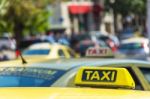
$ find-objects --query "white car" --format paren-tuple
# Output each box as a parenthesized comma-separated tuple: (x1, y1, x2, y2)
(116, 37, 149, 60)
(0, 37, 16, 61)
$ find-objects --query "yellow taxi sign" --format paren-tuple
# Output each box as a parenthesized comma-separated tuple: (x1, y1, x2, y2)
(75, 67, 135, 89)
(85, 47, 114, 57)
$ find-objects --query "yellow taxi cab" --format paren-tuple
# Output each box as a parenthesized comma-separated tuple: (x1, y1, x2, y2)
(21, 42, 79, 60)
(0, 57, 150, 98)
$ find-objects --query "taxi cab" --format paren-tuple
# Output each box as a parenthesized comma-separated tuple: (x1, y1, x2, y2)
(0, 57, 150, 98)
(22, 42, 79, 60)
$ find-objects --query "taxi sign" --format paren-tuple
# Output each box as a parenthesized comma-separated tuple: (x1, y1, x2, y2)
(75, 67, 135, 89)
(82, 69, 117, 82)
(85, 47, 114, 57)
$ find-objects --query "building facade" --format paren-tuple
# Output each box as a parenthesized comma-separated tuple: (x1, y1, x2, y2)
(49, 0, 114, 35)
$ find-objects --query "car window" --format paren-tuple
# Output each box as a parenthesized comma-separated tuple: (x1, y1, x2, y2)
(67, 49, 75, 58)
(0, 67, 66, 87)
(139, 68, 150, 84)
(98, 36, 110, 41)
(58, 49, 66, 57)
(23, 49, 50, 55)
(119, 43, 142, 49)
(126, 67, 143, 90)
(98, 40, 108, 47)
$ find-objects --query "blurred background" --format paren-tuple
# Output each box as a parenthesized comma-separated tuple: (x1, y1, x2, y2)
(0, 0, 148, 61)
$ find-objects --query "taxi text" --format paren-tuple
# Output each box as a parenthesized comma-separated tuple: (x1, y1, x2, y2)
(82, 69, 117, 82)
(86, 48, 107, 55)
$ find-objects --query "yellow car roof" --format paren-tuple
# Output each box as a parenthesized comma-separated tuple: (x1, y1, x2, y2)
(28, 43, 68, 49)
(0, 88, 150, 99)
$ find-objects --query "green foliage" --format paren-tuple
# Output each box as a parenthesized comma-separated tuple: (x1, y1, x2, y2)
(105, 0, 146, 16)
(0, 0, 52, 36)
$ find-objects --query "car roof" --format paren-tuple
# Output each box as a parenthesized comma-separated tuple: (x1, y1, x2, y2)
(0, 58, 149, 70)
(27, 43, 68, 49)
(0, 87, 150, 99)
(121, 37, 149, 44)
(29, 58, 150, 70)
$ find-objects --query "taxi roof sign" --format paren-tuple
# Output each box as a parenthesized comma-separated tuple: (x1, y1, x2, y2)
(75, 67, 135, 89)
(85, 47, 114, 58)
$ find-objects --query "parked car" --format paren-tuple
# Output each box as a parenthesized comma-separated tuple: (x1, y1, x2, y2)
(0, 37, 16, 50)
(0, 37, 16, 61)
(22, 42, 79, 60)
(116, 37, 149, 60)
(0, 58, 149, 98)
(90, 31, 118, 52)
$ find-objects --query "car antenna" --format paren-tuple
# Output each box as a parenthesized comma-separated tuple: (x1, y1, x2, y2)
(20, 53, 27, 64)
(16, 49, 27, 64)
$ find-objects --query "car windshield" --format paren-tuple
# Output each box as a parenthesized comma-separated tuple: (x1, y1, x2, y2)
(119, 43, 142, 50)
(98, 36, 110, 41)
(0, 67, 66, 87)
(23, 49, 50, 55)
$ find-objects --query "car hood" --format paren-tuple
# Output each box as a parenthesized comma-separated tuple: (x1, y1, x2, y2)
(0, 87, 150, 99)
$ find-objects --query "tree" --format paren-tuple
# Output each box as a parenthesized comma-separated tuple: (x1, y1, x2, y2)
(0, 0, 51, 44)
(104, 0, 146, 32)
(105, 0, 146, 16)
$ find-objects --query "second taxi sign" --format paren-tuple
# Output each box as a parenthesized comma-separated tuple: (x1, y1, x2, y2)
(86, 47, 114, 58)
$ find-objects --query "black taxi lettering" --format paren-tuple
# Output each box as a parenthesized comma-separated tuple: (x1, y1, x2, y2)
(87, 49, 107, 55)
(82, 69, 117, 82)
